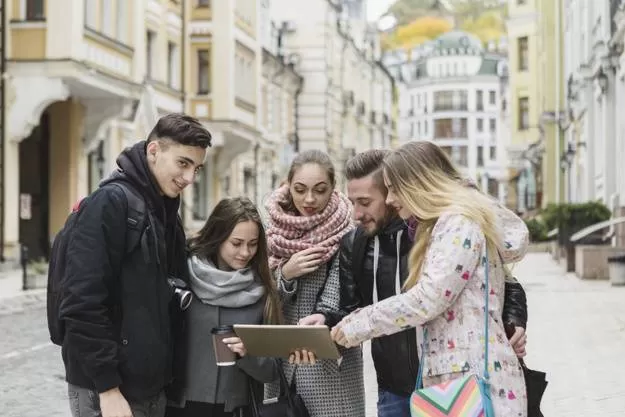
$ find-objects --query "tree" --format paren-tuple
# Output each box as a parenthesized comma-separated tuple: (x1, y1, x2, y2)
(394, 16, 453, 48)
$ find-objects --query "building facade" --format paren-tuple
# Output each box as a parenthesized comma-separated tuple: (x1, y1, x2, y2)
(3, 0, 186, 263)
(182, 0, 265, 231)
(563, 0, 624, 228)
(0, 0, 304, 264)
(267, 0, 396, 187)
(506, 0, 565, 214)
(385, 31, 510, 203)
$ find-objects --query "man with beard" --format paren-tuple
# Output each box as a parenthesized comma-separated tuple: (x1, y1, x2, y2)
(56, 114, 211, 417)
(325, 149, 529, 417)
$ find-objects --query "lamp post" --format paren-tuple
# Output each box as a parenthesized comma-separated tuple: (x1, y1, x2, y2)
(559, 142, 576, 202)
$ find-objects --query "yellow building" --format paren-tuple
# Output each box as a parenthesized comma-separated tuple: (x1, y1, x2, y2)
(507, 0, 565, 213)
(2, 0, 187, 262)
(0, 0, 304, 264)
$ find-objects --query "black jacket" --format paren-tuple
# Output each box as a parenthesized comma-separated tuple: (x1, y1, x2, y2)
(333, 219, 528, 397)
(59, 141, 188, 402)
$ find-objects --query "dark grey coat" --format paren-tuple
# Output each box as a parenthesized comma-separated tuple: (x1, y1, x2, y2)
(181, 296, 278, 412)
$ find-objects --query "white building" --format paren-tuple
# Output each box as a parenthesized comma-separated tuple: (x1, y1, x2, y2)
(563, 0, 624, 225)
(384, 31, 510, 201)
(267, 0, 395, 182)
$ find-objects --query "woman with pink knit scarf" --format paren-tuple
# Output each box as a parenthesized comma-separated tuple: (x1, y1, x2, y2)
(264, 150, 365, 417)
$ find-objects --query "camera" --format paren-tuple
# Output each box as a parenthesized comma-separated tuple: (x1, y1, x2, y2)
(167, 277, 193, 311)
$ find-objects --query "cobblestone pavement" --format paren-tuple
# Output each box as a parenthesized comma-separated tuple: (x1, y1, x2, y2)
(0, 307, 67, 417)
(1, 253, 623, 417)
(512, 253, 625, 417)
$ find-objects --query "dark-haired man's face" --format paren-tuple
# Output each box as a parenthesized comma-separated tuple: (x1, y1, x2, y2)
(147, 139, 206, 198)
(347, 174, 396, 236)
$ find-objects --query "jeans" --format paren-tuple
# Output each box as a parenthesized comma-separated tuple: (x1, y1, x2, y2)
(377, 389, 411, 417)
(68, 384, 167, 417)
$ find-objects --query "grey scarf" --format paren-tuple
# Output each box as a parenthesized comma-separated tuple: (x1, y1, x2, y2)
(187, 255, 265, 307)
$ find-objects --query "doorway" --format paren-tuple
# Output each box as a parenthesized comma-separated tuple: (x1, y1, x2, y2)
(19, 111, 50, 261)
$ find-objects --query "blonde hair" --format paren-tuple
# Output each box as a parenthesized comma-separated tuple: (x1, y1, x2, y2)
(382, 142, 502, 290)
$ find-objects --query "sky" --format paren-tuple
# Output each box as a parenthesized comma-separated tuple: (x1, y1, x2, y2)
(367, 0, 396, 22)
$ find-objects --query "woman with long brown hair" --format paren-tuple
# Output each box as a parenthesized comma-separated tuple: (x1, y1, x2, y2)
(166, 197, 281, 417)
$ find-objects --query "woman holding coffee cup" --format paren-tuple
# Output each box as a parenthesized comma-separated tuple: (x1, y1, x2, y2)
(165, 197, 282, 417)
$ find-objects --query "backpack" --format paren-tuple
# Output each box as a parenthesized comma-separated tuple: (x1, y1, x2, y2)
(46, 182, 149, 346)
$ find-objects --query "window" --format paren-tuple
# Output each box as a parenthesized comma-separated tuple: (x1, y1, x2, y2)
(193, 171, 209, 220)
(440, 146, 468, 167)
(489, 118, 496, 133)
(168, 42, 179, 88)
(243, 168, 255, 200)
(84, 0, 97, 28)
(487, 178, 498, 198)
(26, 0, 44, 20)
(476, 90, 484, 111)
(197, 49, 210, 94)
(433, 90, 468, 111)
(518, 37, 529, 71)
(424, 120, 428, 135)
(101, 0, 113, 37)
(490, 146, 497, 160)
(198, 0, 210, 6)
(489, 90, 496, 105)
(518, 97, 529, 130)
(517, 0, 527, 4)
(146, 31, 156, 79)
(477, 118, 484, 132)
(116, 0, 128, 43)
(477, 146, 484, 167)
(434, 118, 468, 139)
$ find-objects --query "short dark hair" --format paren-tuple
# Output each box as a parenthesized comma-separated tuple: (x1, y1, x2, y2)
(344, 149, 390, 187)
(147, 113, 212, 149)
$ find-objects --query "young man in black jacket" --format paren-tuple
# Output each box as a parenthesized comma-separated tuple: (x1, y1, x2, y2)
(59, 114, 211, 417)
(328, 149, 529, 417)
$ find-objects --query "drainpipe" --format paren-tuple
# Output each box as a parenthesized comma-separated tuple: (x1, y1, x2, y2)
(294, 79, 303, 152)
(554, 0, 561, 204)
(180, 0, 187, 226)
(0, 0, 6, 262)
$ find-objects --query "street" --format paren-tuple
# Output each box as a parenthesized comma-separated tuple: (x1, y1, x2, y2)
(1, 253, 624, 416)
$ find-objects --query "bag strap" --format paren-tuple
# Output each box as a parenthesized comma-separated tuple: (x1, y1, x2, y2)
(415, 247, 490, 390)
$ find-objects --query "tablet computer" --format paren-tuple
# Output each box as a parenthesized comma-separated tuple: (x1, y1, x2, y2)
(233, 324, 341, 360)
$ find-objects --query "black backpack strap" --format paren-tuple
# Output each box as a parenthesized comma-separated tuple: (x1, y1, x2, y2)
(103, 183, 149, 258)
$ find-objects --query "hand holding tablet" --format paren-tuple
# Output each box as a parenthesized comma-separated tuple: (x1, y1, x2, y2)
(233, 324, 341, 361)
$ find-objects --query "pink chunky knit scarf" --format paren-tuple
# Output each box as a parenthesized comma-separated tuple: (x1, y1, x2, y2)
(265, 185, 354, 270)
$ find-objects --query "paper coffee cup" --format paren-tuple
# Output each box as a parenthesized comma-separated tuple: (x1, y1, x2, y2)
(211, 325, 237, 366)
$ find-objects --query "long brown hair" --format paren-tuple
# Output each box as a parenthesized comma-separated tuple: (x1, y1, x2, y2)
(382, 141, 501, 289)
(187, 197, 282, 324)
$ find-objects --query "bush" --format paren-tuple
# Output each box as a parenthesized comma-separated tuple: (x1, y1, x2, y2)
(525, 218, 549, 242)
(540, 202, 612, 244)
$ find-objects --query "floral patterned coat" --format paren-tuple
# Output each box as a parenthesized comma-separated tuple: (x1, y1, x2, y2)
(337, 204, 529, 417)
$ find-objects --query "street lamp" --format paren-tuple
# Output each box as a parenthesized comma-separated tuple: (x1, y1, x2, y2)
(596, 68, 609, 92)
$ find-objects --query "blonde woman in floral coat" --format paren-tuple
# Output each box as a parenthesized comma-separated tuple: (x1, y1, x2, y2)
(332, 142, 528, 417)
(264, 150, 365, 417)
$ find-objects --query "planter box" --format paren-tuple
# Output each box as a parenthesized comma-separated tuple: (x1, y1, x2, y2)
(24, 273, 47, 290)
(574, 245, 625, 280)
(528, 242, 550, 253)
(550, 241, 560, 260)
